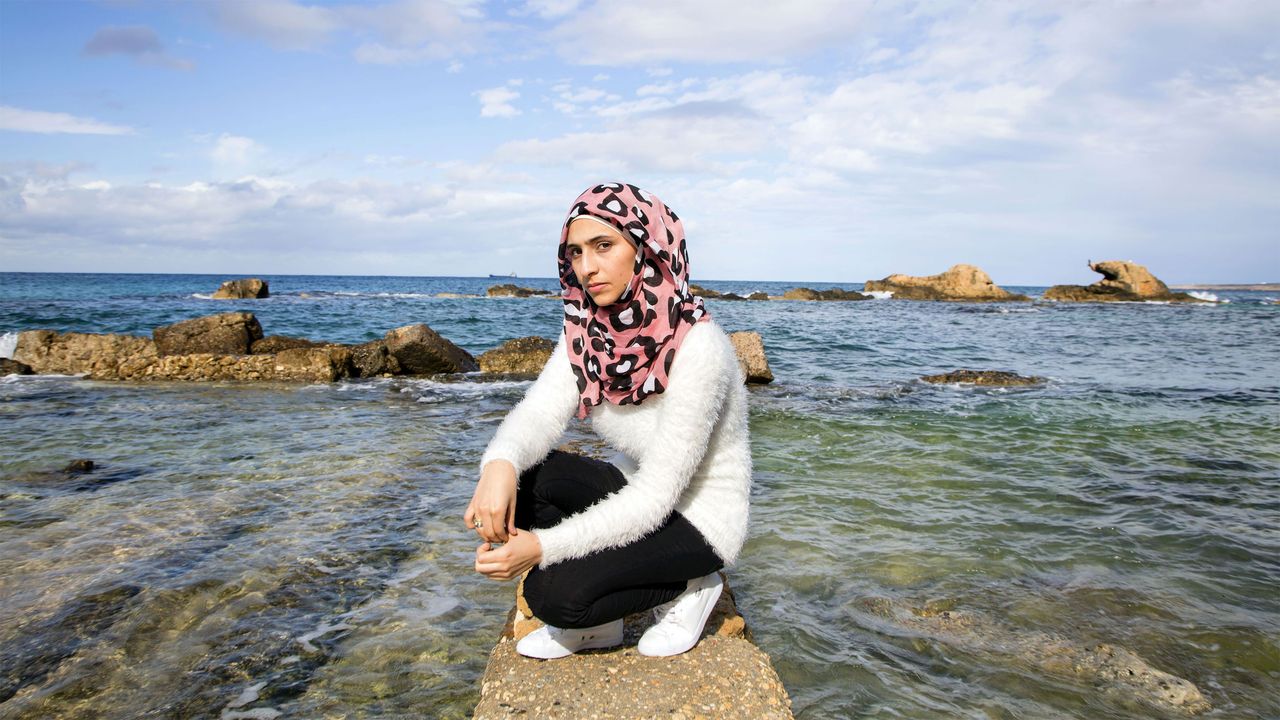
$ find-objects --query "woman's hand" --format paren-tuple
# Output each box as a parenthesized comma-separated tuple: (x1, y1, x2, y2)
(464, 460, 518, 544)
(475, 531, 543, 581)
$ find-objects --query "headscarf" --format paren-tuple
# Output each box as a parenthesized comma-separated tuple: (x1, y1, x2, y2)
(559, 182, 710, 418)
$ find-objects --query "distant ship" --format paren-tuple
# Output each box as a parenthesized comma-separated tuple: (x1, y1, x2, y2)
(488, 272, 517, 278)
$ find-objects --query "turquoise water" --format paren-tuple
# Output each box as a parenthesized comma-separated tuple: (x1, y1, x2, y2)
(1, 273, 1277, 718)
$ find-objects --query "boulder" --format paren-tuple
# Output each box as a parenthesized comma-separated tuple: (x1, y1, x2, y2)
(153, 312, 264, 356)
(729, 331, 774, 384)
(384, 324, 478, 374)
(0, 358, 33, 375)
(921, 369, 1045, 386)
(14, 330, 159, 379)
(864, 264, 1028, 301)
(211, 278, 269, 299)
(487, 284, 552, 298)
(250, 335, 322, 354)
(478, 336, 555, 375)
(1044, 261, 1207, 302)
(350, 339, 401, 377)
(782, 287, 869, 301)
(747, 291, 770, 301)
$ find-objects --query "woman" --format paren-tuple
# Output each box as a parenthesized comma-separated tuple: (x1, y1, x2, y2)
(465, 182, 751, 659)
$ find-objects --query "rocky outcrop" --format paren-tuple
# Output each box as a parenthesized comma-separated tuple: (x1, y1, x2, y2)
(858, 598, 1210, 715)
(250, 335, 322, 354)
(1, 358, 33, 375)
(922, 369, 1045, 386)
(384, 324, 478, 374)
(689, 283, 721, 299)
(129, 346, 354, 382)
(211, 278, 269, 299)
(14, 330, 160, 379)
(487, 284, 552, 298)
(349, 339, 401, 378)
(153, 312, 264, 356)
(865, 264, 1028, 301)
(729, 331, 773, 384)
(478, 337, 554, 375)
(473, 574, 792, 719)
(782, 287, 869, 301)
(1044, 261, 1207, 302)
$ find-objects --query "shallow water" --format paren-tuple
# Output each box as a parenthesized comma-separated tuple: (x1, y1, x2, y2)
(2, 273, 1278, 718)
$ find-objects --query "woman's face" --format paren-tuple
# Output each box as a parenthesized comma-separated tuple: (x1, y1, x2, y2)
(565, 218, 637, 307)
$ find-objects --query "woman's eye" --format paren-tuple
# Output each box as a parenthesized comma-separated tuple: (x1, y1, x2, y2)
(598, 241, 612, 251)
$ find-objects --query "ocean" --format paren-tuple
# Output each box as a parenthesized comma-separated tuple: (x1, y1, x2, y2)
(1, 272, 1277, 719)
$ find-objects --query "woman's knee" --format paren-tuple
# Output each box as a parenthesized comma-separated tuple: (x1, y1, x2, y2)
(523, 570, 598, 628)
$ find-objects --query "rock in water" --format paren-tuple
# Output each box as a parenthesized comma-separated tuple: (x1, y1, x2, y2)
(1044, 260, 1208, 302)
(14, 330, 159, 379)
(153, 313, 264, 356)
(478, 336, 554, 375)
(922, 369, 1045, 386)
(865, 264, 1028, 301)
(350, 339, 401, 377)
(384, 324, 478, 374)
(211, 278, 269, 299)
(729, 331, 774, 384)
(486, 284, 551, 298)
(689, 283, 722, 299)
(250, 336, 322, 354)
(781, 287, 869, 301)
(0, 358, 34, 375)
(63, 459, 95, 474)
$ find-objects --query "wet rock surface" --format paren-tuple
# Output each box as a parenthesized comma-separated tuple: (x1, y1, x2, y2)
(473, 575, 792, 719)
(781, 287, 869, 301)
(857, 598, 1211, 715)
(487, 284, 553, 298)
(478, 337, 555, 375)
(0, 357, 34, 375)
(211, 278, 270, 299)
(384, 323, 479, 374)
(14, 330, 160, 379)
(921, 369, 1045, 386)
(1044, 260, 1207, 302)
(153, 312, 264, 356)
(865, 264, 1028, 301)
(349, 339, 401, 377)
(251, 335, 323, 354)
(729, 331, 773, 384)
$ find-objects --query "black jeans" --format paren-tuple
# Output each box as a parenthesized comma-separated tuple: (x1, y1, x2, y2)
(515, 450, 724, 629)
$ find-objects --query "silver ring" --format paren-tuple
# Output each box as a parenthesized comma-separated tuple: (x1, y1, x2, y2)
(473, 518, 483, 529)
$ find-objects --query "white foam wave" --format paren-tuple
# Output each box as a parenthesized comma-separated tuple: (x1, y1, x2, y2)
(1188, 291, 1224, 303)
(865, 290, 894, 300)
(0, 331, 17, 359)
(190, 293, 214, 300)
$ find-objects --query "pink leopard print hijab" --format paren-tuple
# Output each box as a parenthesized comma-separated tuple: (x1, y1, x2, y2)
(559, 182, 710, 418)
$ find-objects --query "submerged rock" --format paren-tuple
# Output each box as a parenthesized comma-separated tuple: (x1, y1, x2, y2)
(857, 598, 1210, 715)
(729, 331, 774, 384)
(0, 357, 33, 375)
(153, 312, 264, 356)
(211, 278, 269, 299)
(865, 264, 1028, 301)
(384, 324, 478, 374)
(251, 335, 322, 354)
(921, 369, 1045, 386)
(62, 459, 95, 474)
(1044, 261, 1207, 303)
(478, 336, 554, 375)
(781, 287, 869, 301)
(14, 330, 159, 379)
(486, 284, 552, 298)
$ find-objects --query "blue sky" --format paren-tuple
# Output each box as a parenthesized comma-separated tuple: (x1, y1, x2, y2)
(1, 1, 1277, 283)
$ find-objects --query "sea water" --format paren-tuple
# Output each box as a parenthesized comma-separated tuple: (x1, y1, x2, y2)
(1, 272, 1277, 719)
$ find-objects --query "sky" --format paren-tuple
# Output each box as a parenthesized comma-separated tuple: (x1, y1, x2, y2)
(0, 1, 1277, 284)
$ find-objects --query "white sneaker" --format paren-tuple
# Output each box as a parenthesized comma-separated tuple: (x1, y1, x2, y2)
(637, 572, 724, 657)
(515, 618, 624, 659)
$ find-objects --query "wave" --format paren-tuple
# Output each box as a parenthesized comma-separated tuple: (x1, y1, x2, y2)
(0, 331, 17, 359)
(1187, 291, 1227, 303)
(865, 290, 894, 300)
(190, 293, 214, 300)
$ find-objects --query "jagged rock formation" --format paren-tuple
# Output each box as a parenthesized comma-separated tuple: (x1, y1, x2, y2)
(153, 312, 264, 356)
(473, 574, 792, 719)
(478, 337, 555, 375)
(857, 598, 1210, 715)
(487, 284, 552, 298)
(349, 339, 400, 377)
(1, 358, 33, 375)
(384, 324, 478, 374)
(211, 278, 269, 299)
(729, 331, 773, 384)
(922, 369, 1045, 386)
(1044, 261, 1207, 302)
(781, 287, 869, 301)
(865, 264, 1028, 301)
(689, 283, 721, 299)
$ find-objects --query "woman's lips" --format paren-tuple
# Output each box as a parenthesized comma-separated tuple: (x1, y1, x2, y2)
(588, 283, 608, 293)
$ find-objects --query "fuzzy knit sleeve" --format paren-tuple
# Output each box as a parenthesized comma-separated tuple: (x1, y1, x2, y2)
(533, 324, 734, 567)
(478, 334, 578, 479)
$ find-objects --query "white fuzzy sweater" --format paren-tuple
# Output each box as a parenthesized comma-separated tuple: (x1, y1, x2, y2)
(479, 320, 752, 568)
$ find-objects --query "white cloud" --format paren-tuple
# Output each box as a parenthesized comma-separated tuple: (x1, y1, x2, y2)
(476, 86, 521, 117)
(83, 25, 194, 70)
(0, 106, 134, 135)
(216, 0, 338, 50)
(520, 0, 584, 19)
(211, 134, 264, 167)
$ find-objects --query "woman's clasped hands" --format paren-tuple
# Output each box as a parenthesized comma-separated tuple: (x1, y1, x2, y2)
(465, 460, 542, 581)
